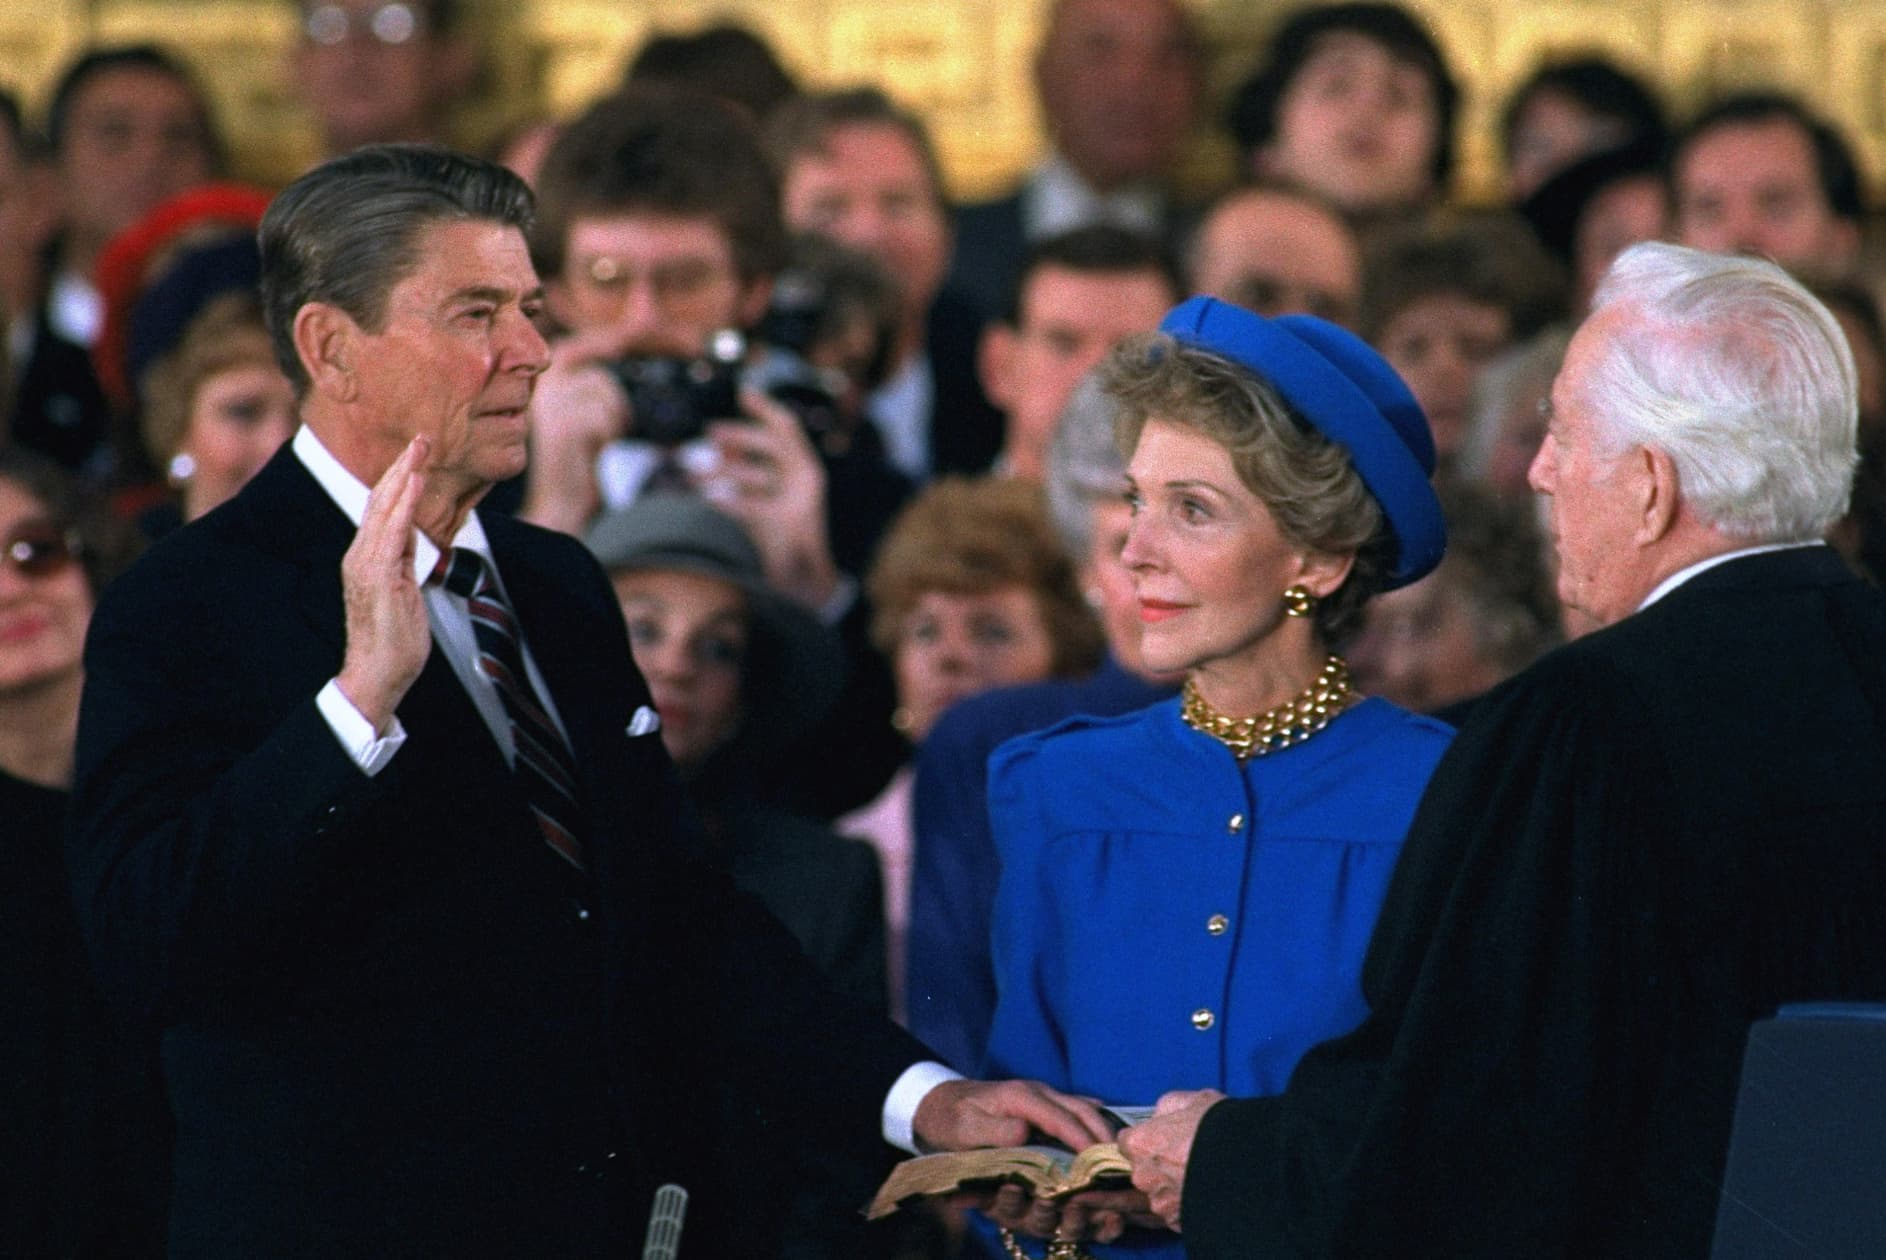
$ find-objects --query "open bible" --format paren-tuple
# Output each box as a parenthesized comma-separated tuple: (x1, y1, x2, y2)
(866, 1106, 1153, 1219)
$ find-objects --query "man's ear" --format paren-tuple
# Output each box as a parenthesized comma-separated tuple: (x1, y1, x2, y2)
(1636, 444, 1682, 545)
(979, 323, 1019, 410)
(293, 302, 359, 403)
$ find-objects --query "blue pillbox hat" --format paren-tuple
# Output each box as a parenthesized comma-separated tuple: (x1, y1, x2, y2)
(1157, 296, 1446, 587)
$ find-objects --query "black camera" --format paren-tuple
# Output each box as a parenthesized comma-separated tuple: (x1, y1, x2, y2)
(601, 330, 745, 447)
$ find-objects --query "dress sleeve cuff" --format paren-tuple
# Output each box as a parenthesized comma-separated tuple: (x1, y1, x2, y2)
(316, 678, 406, 776)
(882, 1059, 964, 1154)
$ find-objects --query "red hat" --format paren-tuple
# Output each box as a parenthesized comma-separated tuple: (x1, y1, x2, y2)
(91, 182, 275, 411)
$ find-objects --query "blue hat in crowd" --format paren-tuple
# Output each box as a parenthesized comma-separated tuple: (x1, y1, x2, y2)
(1158, 295, 1446, 588)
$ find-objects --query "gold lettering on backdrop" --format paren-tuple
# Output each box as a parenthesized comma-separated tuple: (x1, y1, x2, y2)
(3, 0, 1877, 203)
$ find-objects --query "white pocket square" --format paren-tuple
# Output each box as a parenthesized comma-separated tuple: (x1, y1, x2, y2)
(626, 706, 662, 737)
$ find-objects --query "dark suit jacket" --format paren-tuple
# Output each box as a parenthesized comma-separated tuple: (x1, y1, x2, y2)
(926, 286, 1007, 478)
(1183, 547, 1886, 1258)
(5, 309, 112, 475)
(946, 182, 1200, 326)
(68, 447, 928, 1258)
(947, 192, 1028, 324)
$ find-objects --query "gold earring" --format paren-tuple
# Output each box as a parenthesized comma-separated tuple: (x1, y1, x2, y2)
(1282, 584, 1317, 617)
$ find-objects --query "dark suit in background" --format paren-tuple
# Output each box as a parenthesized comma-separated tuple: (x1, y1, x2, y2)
(1182, 546, 1886, 1258)
(68, 448, 927, 1256)
(925, 286, 1008, 478)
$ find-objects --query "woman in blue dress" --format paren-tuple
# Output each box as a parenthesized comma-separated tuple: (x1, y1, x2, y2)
(976, 297, 1456, 1259)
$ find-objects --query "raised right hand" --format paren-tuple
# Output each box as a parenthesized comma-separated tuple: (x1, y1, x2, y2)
(336, 436, 433, 732)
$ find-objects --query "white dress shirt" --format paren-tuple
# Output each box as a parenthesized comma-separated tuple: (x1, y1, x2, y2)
(865, 351, 936, 484)
(1023, 153, 1165, 241)
(295, 426, 568, 770)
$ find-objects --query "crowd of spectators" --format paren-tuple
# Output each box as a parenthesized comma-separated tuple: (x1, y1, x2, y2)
(6, 2, 1886, 1257)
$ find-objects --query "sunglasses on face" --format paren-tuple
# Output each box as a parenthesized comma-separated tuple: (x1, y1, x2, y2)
(3, 521, 82, 580)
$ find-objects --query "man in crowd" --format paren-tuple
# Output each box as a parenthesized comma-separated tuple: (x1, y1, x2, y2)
(12, 45, 219, 475)
(1670, 91, 1863, 283)
(949, 0, 1203, 320)
(768, 87, 1006, 482)
(43, 45, 220, 332)
(1186, 182, 1362, 326)
(0, 92, 60, 456)
(291, 0, 476, 160)
(979, 224, 1178, 481)
(1117, 241, 1886, 1257)
(67, 144, 1109, 1257)
(518, 88, 910, 600)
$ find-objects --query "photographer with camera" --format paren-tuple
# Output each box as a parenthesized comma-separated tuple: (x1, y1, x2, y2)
(519, 87, 911, 616)
(522, 87, 914, 817)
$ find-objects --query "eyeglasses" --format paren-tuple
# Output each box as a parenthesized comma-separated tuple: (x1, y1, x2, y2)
(3, 521, 82, 581)
(304, 2, 425, 47)
(572, 254, 736, 318)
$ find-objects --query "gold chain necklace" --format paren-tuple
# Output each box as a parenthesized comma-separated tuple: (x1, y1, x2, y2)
(1181, 655, 1356, 760)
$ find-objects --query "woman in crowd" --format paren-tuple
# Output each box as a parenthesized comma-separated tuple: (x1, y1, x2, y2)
(583, 492, 887, 1260)
(1227, 1, 1458, 225)
(1359, 214, 1566, 470)
(1457, 326, 1569, 503)
(0, 452, 166, 1257)
(136, 290, 296, 535)
(978, 298, 1454, 1258)
(840, 475, 1104, 1024)
(583, 492, 885, 1008)
(1347, 478, 1561, 721)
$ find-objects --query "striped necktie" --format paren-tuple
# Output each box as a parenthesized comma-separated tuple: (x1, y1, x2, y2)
(438, 548, 585, 870)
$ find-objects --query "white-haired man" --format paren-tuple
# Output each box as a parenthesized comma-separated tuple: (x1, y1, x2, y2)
(1118, 242, 1886, 1257)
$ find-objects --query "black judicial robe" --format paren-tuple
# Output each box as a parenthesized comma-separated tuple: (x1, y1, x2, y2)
(1182, 546, 1886, 1258)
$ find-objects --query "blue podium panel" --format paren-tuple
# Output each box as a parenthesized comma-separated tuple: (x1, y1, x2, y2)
(1712, 1004, 1886, 1259)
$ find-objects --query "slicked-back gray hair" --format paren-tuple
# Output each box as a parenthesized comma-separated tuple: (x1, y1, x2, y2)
(260, 144, 534, 395)
(1582, 241, 1857, 540)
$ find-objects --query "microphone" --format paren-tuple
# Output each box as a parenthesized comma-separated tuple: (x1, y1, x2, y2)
(640, 1182, 688, 1260)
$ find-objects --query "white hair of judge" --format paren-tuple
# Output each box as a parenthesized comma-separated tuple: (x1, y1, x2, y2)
(1582, 241, 1858, 542)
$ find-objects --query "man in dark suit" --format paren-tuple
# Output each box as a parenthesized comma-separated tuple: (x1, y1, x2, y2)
(769, 87, 1008, 482)
(1115, 241, 1886, 1256)
(948, 0, 1202, 323)
(67, 145, 1110, 1258)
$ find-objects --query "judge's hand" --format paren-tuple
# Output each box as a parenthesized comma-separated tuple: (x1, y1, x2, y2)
(337, 436, 432, 732)
(519, 327, 631, 535)
(1118, 1088, 1225, 1232)
(912, 1078, 1116, 1157)
(700, 389, 840, 611)
(978, 1185, 1166, 1246)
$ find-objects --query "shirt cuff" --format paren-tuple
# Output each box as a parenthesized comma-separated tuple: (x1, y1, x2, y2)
(882, 1060, 964, 1154)
(317, 678, 406, 776)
